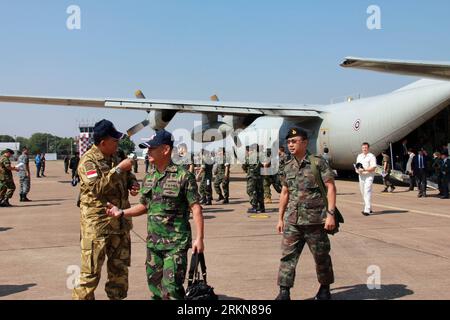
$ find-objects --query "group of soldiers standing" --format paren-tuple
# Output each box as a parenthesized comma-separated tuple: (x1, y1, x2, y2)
(242, 144, 290, 214)
(173, 144, 230, 206)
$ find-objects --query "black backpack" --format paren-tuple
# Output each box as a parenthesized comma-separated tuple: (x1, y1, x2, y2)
(184, 253, 218, 300)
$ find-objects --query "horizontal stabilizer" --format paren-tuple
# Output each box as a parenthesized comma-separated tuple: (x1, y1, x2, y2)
(341, 57, 450, 81)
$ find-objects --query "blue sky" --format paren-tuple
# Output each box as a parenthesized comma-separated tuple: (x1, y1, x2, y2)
(1, 0, 449, 144)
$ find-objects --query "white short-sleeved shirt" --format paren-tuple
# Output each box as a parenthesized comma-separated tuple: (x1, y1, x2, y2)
(356, 152, 377, 177)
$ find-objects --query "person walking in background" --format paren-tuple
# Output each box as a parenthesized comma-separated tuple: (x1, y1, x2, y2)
(356, 143, 377, 216)
(40, 153, 46, 177)
(381, 150, 395, 193)
(35, 153, 41, 178)
(64, 155, 70, 174)
(412, 148, 429, 198)
(406, 148, 416, 191)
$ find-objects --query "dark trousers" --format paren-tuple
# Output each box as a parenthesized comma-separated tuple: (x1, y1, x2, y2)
(441, 176, 449, 198)
(408, 174, 416, 190)
(36, 164, 41, 177)
(415, 169, 427, 196)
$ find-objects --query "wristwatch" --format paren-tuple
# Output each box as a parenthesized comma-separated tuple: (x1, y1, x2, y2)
(114, 166, 123, 175)
(327, 209, 335, 216)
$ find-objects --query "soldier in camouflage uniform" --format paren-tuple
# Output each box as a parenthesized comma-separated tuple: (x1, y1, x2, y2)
(0, 149, 18, 207)
(213, 147, 230, 204)
(243, 144, 265, 213)
(17, 146, 32, 202)
(107, 129, 204, 300)
(198, 150, 214, 206)
(173, 143, 194, 174)
(276, 128, 337, 301)
(72, 120, 139, 300)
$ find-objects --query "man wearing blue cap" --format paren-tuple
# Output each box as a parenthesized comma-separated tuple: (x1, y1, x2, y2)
(106, 129, 205, 300)
(72, 119, 140, 300)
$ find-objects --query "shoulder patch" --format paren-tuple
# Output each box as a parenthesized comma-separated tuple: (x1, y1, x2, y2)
(83, 162, 98, 179)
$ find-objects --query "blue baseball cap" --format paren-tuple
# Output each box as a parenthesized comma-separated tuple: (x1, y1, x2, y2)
(139, 130, 174, 149)
(93, 119, 124, 140)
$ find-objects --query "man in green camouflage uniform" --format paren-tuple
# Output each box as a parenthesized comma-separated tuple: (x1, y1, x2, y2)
(276, 128, 337, 300)
(0, 149, 18, 207)
(198, 150, 214, 206)
(381, 150, 395, 193)
(213, 147, 230, 204)
(107, 129, 204, 300)
(244, 144, 265, 213)
(73, 120, 139, 300)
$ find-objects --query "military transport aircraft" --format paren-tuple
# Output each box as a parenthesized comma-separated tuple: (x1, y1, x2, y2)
(1, 57, 450, 170)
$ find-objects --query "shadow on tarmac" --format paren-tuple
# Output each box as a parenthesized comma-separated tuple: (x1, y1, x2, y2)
(330, 284, 414, 300)
(217, 294, 245, 300)
(0, 227, 13, 233)
(0, 283, 37, 298)
(371, 210, 409, 216)
(19, 203, 62, 208)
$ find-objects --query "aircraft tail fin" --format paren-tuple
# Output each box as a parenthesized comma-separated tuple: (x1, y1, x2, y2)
(341, 57, 450, 81)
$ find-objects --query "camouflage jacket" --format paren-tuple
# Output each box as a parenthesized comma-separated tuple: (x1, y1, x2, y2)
(280, 152, 335, 226)
(382, 155, 391, 173)
(140, 162, 200, 251)
(78, 145, 137, 236)
(215, 154, 231, 176)
(0, 155, 13, 181)
(278, 153, 290, 174)
(17, 154, 29, 178)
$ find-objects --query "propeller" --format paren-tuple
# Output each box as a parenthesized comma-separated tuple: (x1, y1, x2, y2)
(125, 90, 150, 137)
(210, 94, 243, 157)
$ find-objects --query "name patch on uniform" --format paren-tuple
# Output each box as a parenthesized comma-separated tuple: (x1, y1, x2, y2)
(162, 178, 179, 197)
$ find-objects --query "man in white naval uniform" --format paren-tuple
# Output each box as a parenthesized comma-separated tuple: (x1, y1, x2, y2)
(356, 143, 377, 216)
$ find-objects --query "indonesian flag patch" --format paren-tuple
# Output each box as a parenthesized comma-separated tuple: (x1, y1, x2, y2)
(86, 170, 98, 179)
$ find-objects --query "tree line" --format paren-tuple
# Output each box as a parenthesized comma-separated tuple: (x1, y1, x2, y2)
(0, 134, 135, 156)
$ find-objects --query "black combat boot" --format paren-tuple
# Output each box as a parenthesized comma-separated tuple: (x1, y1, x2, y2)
(315, 285, 331, 300)
(0, 198, 5, 207)
(19, 194, 24, 202)
(2, 199, 12, 207)
(200, 197, 207, 205)
(217, 195, 224, 202)
(247, 207, 258, 214)
(275, 286, 291, 300)
(257, 202, 266, 213)
(205, 198, 212, 206)
(23, 194, 32, 202)
(222, 197, 229, 204)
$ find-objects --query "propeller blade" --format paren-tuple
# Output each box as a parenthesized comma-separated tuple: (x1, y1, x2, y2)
(135, 90, 146, 99)
(127, 119, 150, 137)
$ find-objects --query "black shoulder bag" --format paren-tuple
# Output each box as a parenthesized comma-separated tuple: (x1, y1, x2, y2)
(310, 156, 344, 235)
(185, 253, 218, 300)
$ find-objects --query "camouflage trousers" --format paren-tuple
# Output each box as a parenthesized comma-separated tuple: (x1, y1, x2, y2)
(0, 179, 16, 200)
(383, 173, 394, 188)
(263, 176, 274, 199)
(213, 174, 229, 199)
(146, 247, 188, 300)
(246, 176, 264, 208)
(19, 175, 30, 195)
(72, 232, 131, 300)
(278, 223, 334, 288)
(199, 176, 212, 200)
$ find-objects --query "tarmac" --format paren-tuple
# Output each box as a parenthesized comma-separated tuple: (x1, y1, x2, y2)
(1, 160, 449, 300)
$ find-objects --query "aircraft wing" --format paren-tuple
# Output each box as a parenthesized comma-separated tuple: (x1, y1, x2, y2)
(0, 95, 323, 118)
(341, 57, 450, 81)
